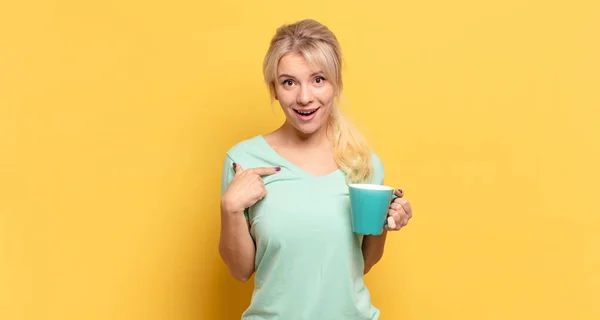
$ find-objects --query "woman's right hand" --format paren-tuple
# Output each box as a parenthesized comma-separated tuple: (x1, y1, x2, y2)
(221, 163, 280, 215)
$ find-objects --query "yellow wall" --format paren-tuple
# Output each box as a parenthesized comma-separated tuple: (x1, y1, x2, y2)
(1, 1, 598, 319)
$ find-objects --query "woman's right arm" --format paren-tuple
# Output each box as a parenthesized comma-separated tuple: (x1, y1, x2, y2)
(219, 204, 256, 282)
(218, 161, 279, 282)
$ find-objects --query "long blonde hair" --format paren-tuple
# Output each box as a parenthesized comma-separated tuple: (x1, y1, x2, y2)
(262, 19, 373, 184)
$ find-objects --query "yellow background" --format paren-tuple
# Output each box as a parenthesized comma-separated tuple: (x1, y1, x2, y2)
(1, 0, 599, 319)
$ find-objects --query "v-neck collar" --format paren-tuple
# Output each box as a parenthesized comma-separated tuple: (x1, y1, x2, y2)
(257, 135, 342, 179)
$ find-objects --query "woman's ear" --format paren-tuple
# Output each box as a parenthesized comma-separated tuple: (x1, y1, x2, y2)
(272, 84, 278, 100)
(332, 87, 341, 99)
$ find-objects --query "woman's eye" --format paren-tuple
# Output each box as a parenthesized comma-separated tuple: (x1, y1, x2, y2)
(315, 76, 325, 84)
(283, 80, 294, 86)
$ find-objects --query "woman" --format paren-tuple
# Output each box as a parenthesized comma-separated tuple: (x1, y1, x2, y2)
(219, 19, 413, 319)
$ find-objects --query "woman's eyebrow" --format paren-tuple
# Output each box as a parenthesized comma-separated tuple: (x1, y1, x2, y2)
(278, 71, 324, 79)
(278, 74, 296, 79)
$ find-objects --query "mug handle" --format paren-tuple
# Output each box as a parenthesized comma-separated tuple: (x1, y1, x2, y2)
(383, 193, 399, 226)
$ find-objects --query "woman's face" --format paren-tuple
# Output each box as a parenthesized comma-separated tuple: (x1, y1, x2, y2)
(274, 52, 336, 136)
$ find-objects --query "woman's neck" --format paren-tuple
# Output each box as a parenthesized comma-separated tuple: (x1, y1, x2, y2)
(272, 121, 331, 150)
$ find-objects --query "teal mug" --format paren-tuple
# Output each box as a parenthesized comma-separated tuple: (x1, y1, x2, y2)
(348, 183, 398, 235)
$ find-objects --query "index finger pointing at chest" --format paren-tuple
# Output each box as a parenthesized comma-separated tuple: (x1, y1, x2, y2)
(249, 167, 281, 176)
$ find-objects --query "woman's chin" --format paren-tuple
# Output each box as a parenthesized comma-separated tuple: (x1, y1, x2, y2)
(293, 122, 326, 136)
(282, 110, 330, 136)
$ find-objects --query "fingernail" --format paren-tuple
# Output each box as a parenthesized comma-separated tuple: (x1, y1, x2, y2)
(275, 167, 281, 171)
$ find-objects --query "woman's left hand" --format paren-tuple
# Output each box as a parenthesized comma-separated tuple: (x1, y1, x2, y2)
(386, 189, 412, 231)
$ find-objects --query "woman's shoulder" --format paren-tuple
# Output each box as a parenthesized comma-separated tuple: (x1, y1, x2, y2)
(225, 135, 264, 156)
(370, 151, 385, 184)
(224, 135, 276, 167)
(371, 151, 383, 167)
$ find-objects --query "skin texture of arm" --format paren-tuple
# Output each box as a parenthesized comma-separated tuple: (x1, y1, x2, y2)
(362, 229, 388, 274)
(218, 205, 256, 282)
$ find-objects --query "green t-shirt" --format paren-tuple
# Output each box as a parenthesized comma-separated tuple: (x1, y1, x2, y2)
(220, 135, 385, 320)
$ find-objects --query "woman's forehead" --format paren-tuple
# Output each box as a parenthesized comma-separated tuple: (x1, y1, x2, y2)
(277, 53, 328, 77)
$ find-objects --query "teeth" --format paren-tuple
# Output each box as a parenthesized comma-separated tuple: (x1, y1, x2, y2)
(294, 108, 319, 115)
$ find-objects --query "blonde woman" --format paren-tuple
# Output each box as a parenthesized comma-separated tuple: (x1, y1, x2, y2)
(219, 19, 413, 319)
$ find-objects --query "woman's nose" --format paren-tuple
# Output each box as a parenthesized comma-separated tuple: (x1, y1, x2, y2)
(296, 85, 314, 105)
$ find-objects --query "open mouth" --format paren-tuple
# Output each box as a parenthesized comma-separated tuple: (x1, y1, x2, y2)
(293, 107, 320, 116)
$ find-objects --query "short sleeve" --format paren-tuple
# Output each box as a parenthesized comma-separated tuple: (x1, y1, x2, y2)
(371, 152, 385, 185)
(220, 154, 236, 196)
(220, 154, 249, 220)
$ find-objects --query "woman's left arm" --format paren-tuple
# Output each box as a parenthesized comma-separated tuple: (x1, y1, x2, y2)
(362, 188, 412, 274)
(362, 229, 388, 274)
